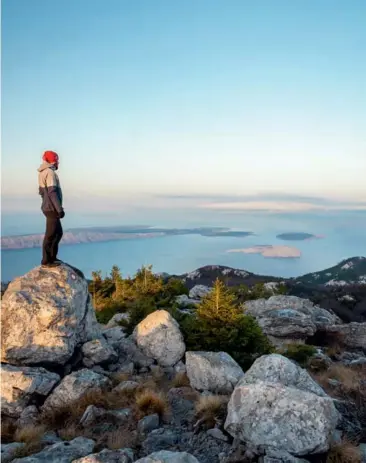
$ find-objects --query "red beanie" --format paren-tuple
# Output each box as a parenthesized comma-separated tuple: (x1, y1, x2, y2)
(43, 150, 59, 164)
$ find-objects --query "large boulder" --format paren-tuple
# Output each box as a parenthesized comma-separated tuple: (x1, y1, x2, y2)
(244, 295, 341, 345)
(135, 451, 199, 463)
(42, 369, 110, 412)
(133, 310, 185, 367)
(225, 381, 339, 456)
(1, 364, 60, 418)
(186, 351, 244, 394)
(1, 265, 102, 366)
(12, 437, 95, 463)
(238, 354, 327, 397)
(325, 322, 366, 351)
(72, 448, 133, 463)
(189, 285, 211, 300)
(82, 338, 118, 368)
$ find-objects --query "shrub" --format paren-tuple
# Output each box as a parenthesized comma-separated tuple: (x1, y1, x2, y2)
(135, 389, 169, 418)
(194, 395, 229, 430)
(326, 439, 361, 463)
(282, 344, 317, 366)
(171, 372, 191, 388)
(14, 425, 47, 444)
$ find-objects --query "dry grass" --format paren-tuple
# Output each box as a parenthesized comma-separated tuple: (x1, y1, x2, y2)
(171, 372, 190, 388)
(12, 442, 44, 460)
(313, 364, 364, 395)
(326, 439, 361, 463)
(325, 344, 344, 359)
(104, 422, 138, 450)
(1, 417, 16, 443)
(14, 425, 47, 444)
(194, 395, 229, 430)
(110, 372, 131, 387)
(58, 423, 82, 441)
(135, 389, 169, 419)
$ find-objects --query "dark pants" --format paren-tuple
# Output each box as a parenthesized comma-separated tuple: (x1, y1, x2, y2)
(42, 215, 63, 265)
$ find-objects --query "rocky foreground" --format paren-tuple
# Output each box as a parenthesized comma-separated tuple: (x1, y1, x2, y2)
(1, 265, 366, 463)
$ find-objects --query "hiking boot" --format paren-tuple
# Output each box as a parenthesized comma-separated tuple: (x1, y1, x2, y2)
(41, 262, 61, 268)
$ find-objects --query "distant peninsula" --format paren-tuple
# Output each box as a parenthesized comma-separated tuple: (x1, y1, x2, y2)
(277, 232, 324, 241)
(1, 226, 254, 250)
(227, 245, 301, 259)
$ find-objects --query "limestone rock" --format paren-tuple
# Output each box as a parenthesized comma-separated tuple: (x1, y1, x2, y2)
(225, 381, 339, 456)
(238, 354, 327, 397)
(12, 437, 95, 463)
(133, 310, 185, 367)
(1, 265, 102, 366)
(326, 322, 366, 351)
(244, 295, 340, 344)
(189, 285, 211, 299)
(82, 338, 118, 368)
(135, 451, 199, 463)
(72, 448, 134, 463)
(186, 351, 244, 394)
(42, 369, 110, 412)
(1, 364, 60, 418)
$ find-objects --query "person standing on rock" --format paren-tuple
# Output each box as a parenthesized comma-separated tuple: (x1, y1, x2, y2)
(38, 150, 65, 267)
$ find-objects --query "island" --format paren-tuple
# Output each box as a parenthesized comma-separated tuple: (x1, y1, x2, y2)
(277, 232, 324, 241)
(227, 245, 301, 258)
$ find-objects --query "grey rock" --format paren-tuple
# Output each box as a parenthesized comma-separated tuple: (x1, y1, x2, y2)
(117, 338, 154, 368)
(42, 369, 110, 412)
(142, 429, 179, 454)
(138, 414, 160, 434)
(238, 354, 327, 397)
(225, 381, 339, 456)
(260, 447, 309, 463)
(80, 405, 130, 427)
(1, 364, 60, 418)
(175, 295, 200, 307)
(1, 443, 26, 463)
(133, 310, 186, 367)
(40, 431, 63, 445)
(112, 380, 139, 394)
(186, 351, 244, 394)
(174, 361, 186, 374)
(12, 437, 95, 463)
(189, 285, 211, 299)
(102, 327, 127, 350)
(135, 451, 199, 463)
(206, 428, 229, 442)
(1, 265, 102, 365)
(105, 313, 130, 329)
(108, 361, 135, 374)
(359, 444, 366, 463)
(325, 322, 366, 351)
(16, 405, 40, 428)
(82, 338, 118, 367)
(72, 448, 133, 463)
(349, 357, 366, 366)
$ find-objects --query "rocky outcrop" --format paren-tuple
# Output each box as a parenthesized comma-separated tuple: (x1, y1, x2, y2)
(325, 322, 366, 351)
(189, 285, 211, 299)
(72, 448, 134, 463)
(135, 451, 199, 463)
(1, 443, 26, 463)
(133, 311, 185, 367)
(81, 338, 117, 368)
(238, 354, 327, 397)
(42, 369, 110, 412)
(186, 351, 244, 394)
(12, 437, 95, 463)
(244, 295, 341, 345)
(1, 265, 102, 366)
(1, 364, 60, 418)
(225, 381, 339, 456)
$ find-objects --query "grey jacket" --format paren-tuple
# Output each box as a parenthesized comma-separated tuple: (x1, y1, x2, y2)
(38, 162, 63, 215)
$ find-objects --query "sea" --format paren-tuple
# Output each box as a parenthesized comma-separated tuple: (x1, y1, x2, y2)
(1, 211, 366, 283)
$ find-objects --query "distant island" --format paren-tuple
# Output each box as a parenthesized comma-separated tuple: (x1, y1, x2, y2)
(1, 226, 254, 250)
(277, 232, 324, 241)
(227, 245, 301, 258)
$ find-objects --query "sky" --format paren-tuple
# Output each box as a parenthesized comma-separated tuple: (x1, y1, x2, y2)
(2, 0, 366, 219)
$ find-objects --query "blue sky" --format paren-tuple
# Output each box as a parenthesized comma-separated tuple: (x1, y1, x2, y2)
(2, 0, 366, 217)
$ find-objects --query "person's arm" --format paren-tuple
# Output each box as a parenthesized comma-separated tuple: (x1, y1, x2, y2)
(45, 169, 63, 214)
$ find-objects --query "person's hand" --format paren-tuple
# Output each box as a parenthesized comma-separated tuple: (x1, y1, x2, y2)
(59, 209, 65, 219)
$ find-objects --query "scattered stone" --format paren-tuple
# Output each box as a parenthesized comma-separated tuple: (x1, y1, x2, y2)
(40, 431, 63, 445)
(79, 405, 130, 427)
(16, 405, 40, 428)
(105, 313, 130, 329)
(135, 451, 199, 463)
(42, 369, 110, 412)
(1, 364, 60, 418)
(1, 265, 102, 365)
(142, 428, 179, 454)
(225, 380, 339, 456)
(138, 414, 160, 434)
(175, 295, 200, 307)
(72, 448, 134, 463)
(186, 351, 244, 394)
(237, 354, 327, 397)
(102, 327, 127, 349)
(112, 380, 139, 394)
(133, 310, 186, 367)
(174, 361, 187, 374)
(117, 338, 154, 369)
(108, 361, 135, 374)
(189, 285, 211, 299)
(260, 447, 309, 462)
(206, 428, 229, 442)
(1, 443, 26, 463)
(82, 338, 118, 368)
(12, 437, 95, 463)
